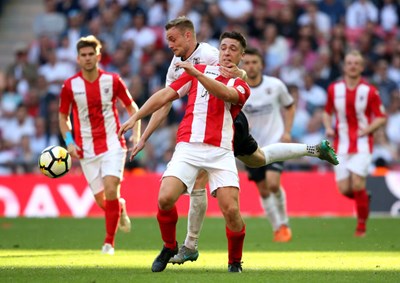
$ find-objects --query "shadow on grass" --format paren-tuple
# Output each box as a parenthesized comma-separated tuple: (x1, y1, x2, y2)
(0, 267, 399, 283)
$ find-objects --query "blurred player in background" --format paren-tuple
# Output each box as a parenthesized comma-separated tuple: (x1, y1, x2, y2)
(130, 16, 339, 265)
(323, 50, 386, 237)
(241, 48, 296, 242)
(58, 35, 141, 254)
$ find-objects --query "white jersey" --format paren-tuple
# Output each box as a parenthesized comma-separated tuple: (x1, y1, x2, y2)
(165, 42, 219, 86)
(242, 75, 294, 146)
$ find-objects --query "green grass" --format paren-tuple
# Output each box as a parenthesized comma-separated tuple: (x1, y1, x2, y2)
(1, 217, 399, 282)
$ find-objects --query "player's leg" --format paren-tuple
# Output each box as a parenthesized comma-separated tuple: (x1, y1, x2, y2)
(246, 165, 283, 239)
(169, 170, 207, 264)
(351, 173, 369, 237)
(215, 186, 245, 273)
(237, 141, 338, 168)
(80, 157, 117, 254)
(100, 149, 129, 254)
(152, 175, 187, 272)
(102, 175, 121, 254)
(152, 143, 200, 272)
(265, 167, 291, 242)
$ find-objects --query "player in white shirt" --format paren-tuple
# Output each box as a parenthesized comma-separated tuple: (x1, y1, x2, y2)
(241, 48, 296, 242)
(128, 17, 339, 265)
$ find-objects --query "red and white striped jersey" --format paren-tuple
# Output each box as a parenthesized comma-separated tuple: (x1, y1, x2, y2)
(169, 65, 250, 150)
(325, 79, 386, 154)
(59, 70, 134, 158)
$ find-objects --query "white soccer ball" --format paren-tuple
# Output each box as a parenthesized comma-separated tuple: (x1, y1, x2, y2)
(38, 145, 72, 178)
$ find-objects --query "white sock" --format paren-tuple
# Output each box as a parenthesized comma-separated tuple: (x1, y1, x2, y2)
(261, 143, 318, 165)
(274, 188, 289, 227)
(260, 195, 281, 231)
(185, 188, 207, 250)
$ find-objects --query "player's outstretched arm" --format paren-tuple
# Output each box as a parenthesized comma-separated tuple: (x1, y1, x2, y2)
(125, 101, 141, 146)
(118, 87, 178, 139)
(128, 102, 173, 159)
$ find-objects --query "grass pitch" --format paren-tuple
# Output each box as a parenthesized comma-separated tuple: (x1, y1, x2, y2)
(1, 217, 399, 282)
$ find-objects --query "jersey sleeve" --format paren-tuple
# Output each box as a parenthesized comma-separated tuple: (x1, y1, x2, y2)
(369, 86, 386, 118)
(233, 79, 251, 106)
(115, 74, 133, 107)
(325, 84, 335, 114)
(59, 80, 73, 114)
(165, 60, 176, 87)
(277, 80, 294, 107)
(169, 71, 193, 98)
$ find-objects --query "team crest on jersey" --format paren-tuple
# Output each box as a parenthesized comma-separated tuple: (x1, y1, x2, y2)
(266, 88, 271, 95)
(104, 88, 110, 94)
(193, 57, 200, 64)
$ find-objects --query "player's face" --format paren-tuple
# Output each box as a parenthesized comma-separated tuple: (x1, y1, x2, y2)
(166, 27, 191, 58)
(343, 54, 364, 79)
(219, 38, 243, 67)
(242, 54, 263, 80)
(77, 46, 100, 72)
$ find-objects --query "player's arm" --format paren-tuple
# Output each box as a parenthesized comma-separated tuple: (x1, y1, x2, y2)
(281, 103, 295, 142)
(322, 111, 335, 138)
(176, 61, 241, 104)
(118, 87, 178, 138)
(125, 101, 141, 145)
(141, 102, 173, 143)
(359, 117, 387, 137)
(59, 112, 80, 159)
(323, 85, 335, 138)
(219, 62, 247, 81)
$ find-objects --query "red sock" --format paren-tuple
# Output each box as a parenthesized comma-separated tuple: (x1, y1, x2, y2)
(104, 199, 121, 246)
(226, 225, 246, 264)
(157, 206, 178, 250)
(354, 190, 369, 231)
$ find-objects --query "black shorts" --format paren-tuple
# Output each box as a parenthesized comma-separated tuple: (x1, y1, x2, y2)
(245, 162, 284, 182)
(233, 111, 258, 157)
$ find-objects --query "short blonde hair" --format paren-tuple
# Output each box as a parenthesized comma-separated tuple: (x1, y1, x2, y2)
(165, 16, 194, 33)
(76, 35, 102, 55)
(345, 50, 364, 65)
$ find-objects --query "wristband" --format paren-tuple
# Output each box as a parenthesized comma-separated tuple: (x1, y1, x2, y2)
(64, 132, 75, 146)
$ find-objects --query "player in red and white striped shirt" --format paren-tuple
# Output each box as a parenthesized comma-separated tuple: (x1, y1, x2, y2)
(323, 50, 386, 237)
(119, 31, 249, 273)
(59, 35, 141, 254)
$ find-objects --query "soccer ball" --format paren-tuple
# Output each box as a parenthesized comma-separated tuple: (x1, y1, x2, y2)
(38, 145, 72, 178)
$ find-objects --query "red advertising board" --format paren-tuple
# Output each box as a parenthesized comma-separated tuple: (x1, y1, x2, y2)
(0, 172, 356, 217)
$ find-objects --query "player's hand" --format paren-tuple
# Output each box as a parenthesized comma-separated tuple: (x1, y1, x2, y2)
(280, 132, 292, 143)
(118, 117, 137, 139)
(175, 61, 199, 77)
(325, 127, 335, 138)
(129, 138, 146, 160)
(219, 62, 241, 78)
(67, 143, 80, 159)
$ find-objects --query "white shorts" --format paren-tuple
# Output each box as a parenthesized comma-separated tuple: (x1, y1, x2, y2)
(80, 148, 126, 194)
(163, 142, 239, 197)
(334, 153, 372, 181)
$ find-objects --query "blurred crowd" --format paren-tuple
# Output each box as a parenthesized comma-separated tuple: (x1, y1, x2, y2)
(0, 0, 399, 175)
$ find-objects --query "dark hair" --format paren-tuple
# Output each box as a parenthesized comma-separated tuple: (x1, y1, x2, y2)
(76, 35, 102, 55)
(165, 16, 194, 33)
(244, 47, 264, 65)
(219, 31, 247, 51)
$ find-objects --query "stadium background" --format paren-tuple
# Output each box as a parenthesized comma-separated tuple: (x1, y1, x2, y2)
(0, 0, 399, 217)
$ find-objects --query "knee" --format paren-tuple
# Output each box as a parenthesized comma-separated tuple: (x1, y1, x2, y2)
(158, 193, 175, 210)
(221, 203, 239, 222)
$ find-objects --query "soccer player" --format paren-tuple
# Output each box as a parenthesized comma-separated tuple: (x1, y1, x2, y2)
(120, 31, 250, 273)
(58, 35, 141, 255)
(130, 17, 338, 265)
(241, 48, 295, 242)
(322, 50, 386, 237)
